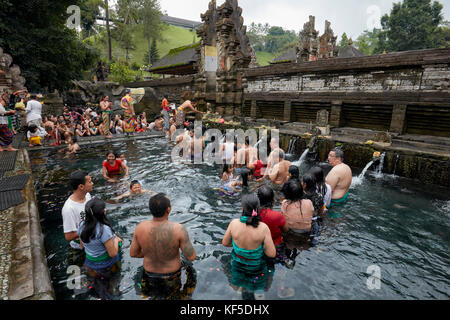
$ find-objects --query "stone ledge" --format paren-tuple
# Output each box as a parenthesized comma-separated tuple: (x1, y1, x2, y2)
(6, 149, 55, 300)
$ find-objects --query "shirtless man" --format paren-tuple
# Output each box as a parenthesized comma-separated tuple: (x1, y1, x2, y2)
(236, 137, 258, 169)
(130, 193, 196, 296)
(325, 148, 352, 214)
(268, 150, 291, 185)
(257, 137, 283, 182)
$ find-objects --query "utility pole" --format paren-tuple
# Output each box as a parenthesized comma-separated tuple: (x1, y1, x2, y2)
(105, 0, 112, 61)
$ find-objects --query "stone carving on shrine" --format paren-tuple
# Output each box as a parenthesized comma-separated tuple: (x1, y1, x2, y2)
(318, 20, 339, 59)
(297, 16, 319, 62)
(214, 0, 253, 116)
(297, 16, 339, 62)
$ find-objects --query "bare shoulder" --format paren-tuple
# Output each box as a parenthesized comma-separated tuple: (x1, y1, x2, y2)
(259, 221, 270, 231)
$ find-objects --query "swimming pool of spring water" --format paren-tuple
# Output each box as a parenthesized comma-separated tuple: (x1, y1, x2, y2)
(29, 138, 450, 300)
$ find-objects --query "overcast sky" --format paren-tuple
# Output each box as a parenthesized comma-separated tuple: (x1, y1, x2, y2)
(158, 0, 450, 40)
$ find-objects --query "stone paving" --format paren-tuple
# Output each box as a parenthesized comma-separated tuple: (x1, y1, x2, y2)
(0, 208, 13, 299)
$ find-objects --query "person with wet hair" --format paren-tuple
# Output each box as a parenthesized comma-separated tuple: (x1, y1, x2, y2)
(281, 179, 314, 243)
(287, 165, 299, 181)
(66, 135, 80, 154)
(257, 186, 289, 263)
(301, 173, 324, 217)
(78, 198, 122, 275)
(222, 193, 276, 296)
(102, 151, 129, 183)
(130, 193, 196, 299)
(78, 197, 122, 299)
(112, 180, 156, 202)
(222, 193, 275, 255)
(309, 166, 332, 209)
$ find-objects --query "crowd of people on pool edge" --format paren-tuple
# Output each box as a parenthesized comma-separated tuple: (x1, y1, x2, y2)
(0, 88, 182, 152)
(6, 88, 352, 299)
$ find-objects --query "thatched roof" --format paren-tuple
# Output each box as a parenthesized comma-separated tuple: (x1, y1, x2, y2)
(149, 43, 200, 75)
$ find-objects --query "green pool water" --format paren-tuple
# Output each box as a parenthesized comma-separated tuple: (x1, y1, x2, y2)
(29, 137, 450, 300)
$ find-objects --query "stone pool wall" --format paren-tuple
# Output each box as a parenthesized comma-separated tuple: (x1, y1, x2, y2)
(0, 149, 54, 300)
(203, 119, 450, 188)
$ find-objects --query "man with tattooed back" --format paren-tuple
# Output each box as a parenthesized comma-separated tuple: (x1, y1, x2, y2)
(130, 193, 196, 298)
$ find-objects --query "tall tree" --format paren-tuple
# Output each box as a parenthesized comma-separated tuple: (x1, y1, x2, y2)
(115, 0, 142, 62)
(80, 0, 103, 38)
(150, 39, 160, 64)
(339, 33, 350, 47)
(378, 0, 446, 52)
(264, 26, 297, 54)
(137, 0, 164, 65)
(355, 29, 382, 55)
(0, 0, 99, 92)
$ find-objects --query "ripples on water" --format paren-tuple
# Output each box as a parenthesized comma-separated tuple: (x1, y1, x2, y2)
(30, 138, 450, 300)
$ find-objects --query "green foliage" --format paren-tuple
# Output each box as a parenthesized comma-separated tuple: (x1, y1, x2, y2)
(113, 22, 136, 61)
(339, 33, 350, 47)
(131, 61, 141, 71)
(248, 22, 270, 51)
(377, 0, 447, 52)
(109, 60, 136, 83)
(265, 27, 297, 54)
(0, 0, 99, 92)
(143, 39, 161, 65)
(248, 23, 297, 54)
(355, 29, 383, 55)
(255, 51, 276, 66)
(150, 39, 160, 63)
(79, 0, 103, 38)
(87, 24, 199, 67)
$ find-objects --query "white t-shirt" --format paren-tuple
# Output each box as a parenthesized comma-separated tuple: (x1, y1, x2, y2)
(221, 142, 235, 161)
(27, 126, 47, 140)
(25, 99, 42, 122)
(62, 193, 92, 249)
(324, 183, 332, 208)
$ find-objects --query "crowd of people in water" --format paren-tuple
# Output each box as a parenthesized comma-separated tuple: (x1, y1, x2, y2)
(4, 88, 354, 299)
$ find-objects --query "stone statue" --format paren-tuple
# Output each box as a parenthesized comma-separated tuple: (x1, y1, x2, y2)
(0, 47, 26, 92)
(95, 61, 108, 82)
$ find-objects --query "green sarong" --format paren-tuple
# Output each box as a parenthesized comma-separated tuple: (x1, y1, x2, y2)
(328, 191, 349, 219)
